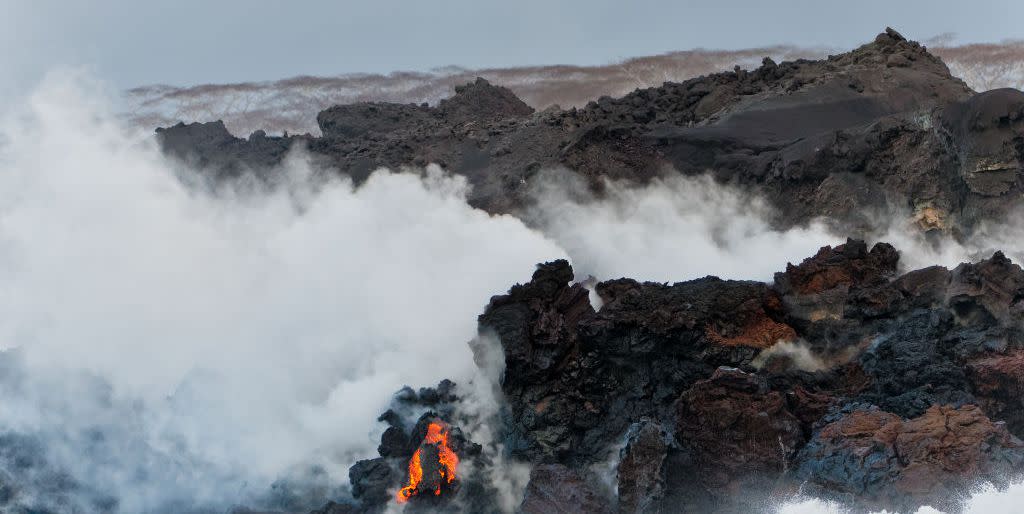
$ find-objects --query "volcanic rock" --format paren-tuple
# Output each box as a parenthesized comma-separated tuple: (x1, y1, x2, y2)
(519, 464, 613, 514)
(968, 350, 1024, 438)
(616, 420, 672, 514)
(348, 458, 394, 506)
(156, 31, 1024, 236)
(477, 259, 799, 465)
(155, 120, 299, 179)
(947, 250, 1024, 329)
(939, 88, 1024, 224)
(773, 239, 900, 328)
(794, 404, 1024, 512)
(316, 102, 436, 139)
(774, 239, 898, 297)
(674, 367, 804, 505)
(436, 77, 536, 124)
(856, 308, 977, 418)
(462, 240, 1024, 513)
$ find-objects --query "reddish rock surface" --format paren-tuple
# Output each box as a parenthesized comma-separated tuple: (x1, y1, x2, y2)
(796, 405, 1024, 511)
(774, 239, 898, 297)
(969, 350, 1024, 436)
(675, 367, 805, 499)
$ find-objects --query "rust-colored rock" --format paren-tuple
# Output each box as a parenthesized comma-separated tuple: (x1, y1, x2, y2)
(796, 405, 1024, 512)
(968, 350, 1024, 437)
(675, 367, 804, 499)
(775, 239, 898, 296)
(705, 313, 796, 349)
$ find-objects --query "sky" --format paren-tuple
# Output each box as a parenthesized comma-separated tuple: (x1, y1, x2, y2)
(1, 0, 1022, 94)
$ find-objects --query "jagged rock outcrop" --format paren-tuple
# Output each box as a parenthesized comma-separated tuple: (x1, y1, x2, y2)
(158, 29, 1024, 236)
(460, 240, 1024, 513)
(476, 259, 796, 467)
(968, 351, 1024, 436)
(938, 88, 1024, 224)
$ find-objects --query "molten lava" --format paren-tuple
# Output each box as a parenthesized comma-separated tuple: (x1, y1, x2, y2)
(396, 421, 459, 503)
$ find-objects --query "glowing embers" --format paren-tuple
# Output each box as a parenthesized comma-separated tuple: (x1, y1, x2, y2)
(396, 420, 459, 503)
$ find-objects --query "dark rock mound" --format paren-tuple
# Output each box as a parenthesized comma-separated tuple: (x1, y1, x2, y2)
(477, 258, 797, 467)
(156, 120, 298, 178)
(437, 77, 536, 124)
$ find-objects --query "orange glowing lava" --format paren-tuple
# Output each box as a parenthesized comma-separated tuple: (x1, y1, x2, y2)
(396, 421, 459, 503)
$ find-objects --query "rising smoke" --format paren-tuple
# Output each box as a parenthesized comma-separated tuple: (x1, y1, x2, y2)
(0, 70, 1022, 513)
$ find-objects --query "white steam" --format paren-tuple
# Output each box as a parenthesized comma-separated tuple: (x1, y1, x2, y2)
(455, 334, 533, 514)
(0, 71, 566, 511)
(528, 170, 840, 283)
(876, 216, 1024, 273)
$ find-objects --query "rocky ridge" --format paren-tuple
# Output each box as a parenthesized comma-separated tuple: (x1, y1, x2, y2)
(158, 29, 1023, 236)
